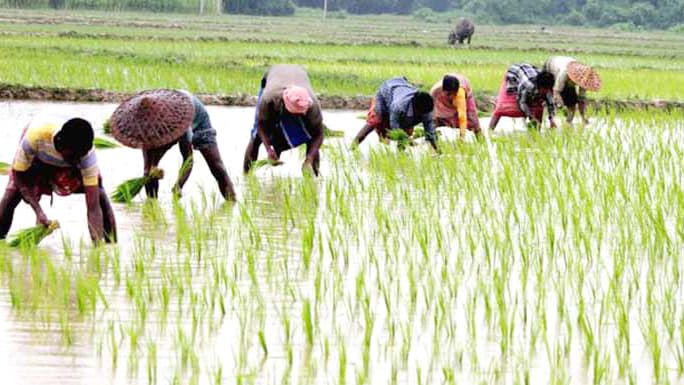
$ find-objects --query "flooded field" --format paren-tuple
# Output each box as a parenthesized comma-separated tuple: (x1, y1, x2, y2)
(1, 101, 683, 385)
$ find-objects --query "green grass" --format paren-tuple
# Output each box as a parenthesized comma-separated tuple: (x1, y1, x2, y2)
(0, 10, 683, 101)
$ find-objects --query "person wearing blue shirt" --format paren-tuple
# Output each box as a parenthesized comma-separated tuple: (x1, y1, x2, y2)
(353, 77, 438, 152)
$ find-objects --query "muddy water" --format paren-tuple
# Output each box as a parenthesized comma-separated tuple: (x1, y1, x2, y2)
(0, 100, 547, 385)
(0, 101, 519, 245)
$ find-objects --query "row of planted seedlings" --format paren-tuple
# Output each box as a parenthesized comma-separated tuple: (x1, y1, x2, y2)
(2, 33, 684, 100)
(2, 111, 684, 385)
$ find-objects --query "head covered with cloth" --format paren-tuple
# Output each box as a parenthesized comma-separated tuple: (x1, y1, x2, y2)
(111, 89, 236, 200)
(244, 64, 325, 176)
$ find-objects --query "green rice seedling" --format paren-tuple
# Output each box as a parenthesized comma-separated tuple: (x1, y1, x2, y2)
(147, 340, 157, 385)
(0, 161, 9, 174)
(102, 118, 111, 134)
(8, 220, 60, 248)
(387, 129, 412, 150)
(258, 329, 268, 358)
(323, 124, 345, 138)
(111, 167, 164, 203)
(93, 136, 119, 149)
(250, 159, 285, 170)
(302, 299, 314, 347)
(173, 155, 194, 197)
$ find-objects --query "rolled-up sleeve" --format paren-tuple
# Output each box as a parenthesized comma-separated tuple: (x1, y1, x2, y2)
(79, 150, 100, 187)
(12, 137, 36, 172)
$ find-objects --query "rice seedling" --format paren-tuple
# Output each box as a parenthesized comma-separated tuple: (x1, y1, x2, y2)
(0, 161, 9, 174)
(323, 124, 345, 138)
(93, 136, 119, 149)
(7, 220, 60, 248)
(111, 167, 164, 203)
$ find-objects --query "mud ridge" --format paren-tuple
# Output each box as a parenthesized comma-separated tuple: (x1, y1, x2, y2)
(1, 83, 682, 113)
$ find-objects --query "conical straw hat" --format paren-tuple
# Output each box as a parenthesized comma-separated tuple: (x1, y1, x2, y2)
(567, 61, 601, 91)
(111, 89, 194, 149)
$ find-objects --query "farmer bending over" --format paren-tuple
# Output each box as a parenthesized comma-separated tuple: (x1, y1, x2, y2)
(353, 77, 438, 151)
(110, 89, 236, 200)
(243, 64, 325, 176)
(430, 74, 481, 138)
(489, 63, 556, 131)
(543, 56, 601, 126)
(0, 117, 117, 243)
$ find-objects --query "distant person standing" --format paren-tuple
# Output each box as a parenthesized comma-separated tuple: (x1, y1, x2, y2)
(543, 56, 602, 126)
(430, 73, 481, 138)
(243, 64, 324, 176)
(489, 63, 556, 131)
(353, 77, 438, 151)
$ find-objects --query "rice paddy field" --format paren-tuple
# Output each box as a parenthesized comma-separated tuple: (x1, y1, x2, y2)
(1, 9, 684, 101)
(1, 9, 684, 385)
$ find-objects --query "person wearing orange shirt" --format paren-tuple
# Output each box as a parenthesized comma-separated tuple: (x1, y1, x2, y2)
(430, 74, 481, 138)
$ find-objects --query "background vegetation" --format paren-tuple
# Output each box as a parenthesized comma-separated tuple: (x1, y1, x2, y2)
(0, 10, 683, 104)
(2, 0, 684, 30)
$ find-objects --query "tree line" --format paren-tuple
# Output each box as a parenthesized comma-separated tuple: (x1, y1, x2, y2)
(3, 0, 684, 30)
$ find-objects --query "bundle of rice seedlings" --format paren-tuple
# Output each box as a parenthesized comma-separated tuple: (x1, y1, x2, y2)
(412, 128, 441, 139)
(0, 161, 9, 175)
(8, 220, 60, 248)
(94, 136, 119, 149)
(102, 118, 112, 135)
(387, 129, 412, 150)
(323, 123, 345, 138)
(172, 156, 194, 197)
(251, 159, 285, 170)
(111, 167, 164, 203)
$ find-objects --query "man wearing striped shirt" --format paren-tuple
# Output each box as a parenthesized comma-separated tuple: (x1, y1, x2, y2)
(0, 117, 116, 243)
(489, 63, 557, 130)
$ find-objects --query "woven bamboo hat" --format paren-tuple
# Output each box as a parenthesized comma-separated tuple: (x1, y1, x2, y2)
(111, 89, 194, 149)
(567, 61, 602, 91)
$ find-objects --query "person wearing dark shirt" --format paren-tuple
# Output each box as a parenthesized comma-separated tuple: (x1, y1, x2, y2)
(243, 64, 324, 176)
(353, 77, 438, 151)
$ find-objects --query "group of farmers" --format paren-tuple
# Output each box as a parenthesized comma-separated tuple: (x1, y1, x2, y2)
(0, 57, 601, 244)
